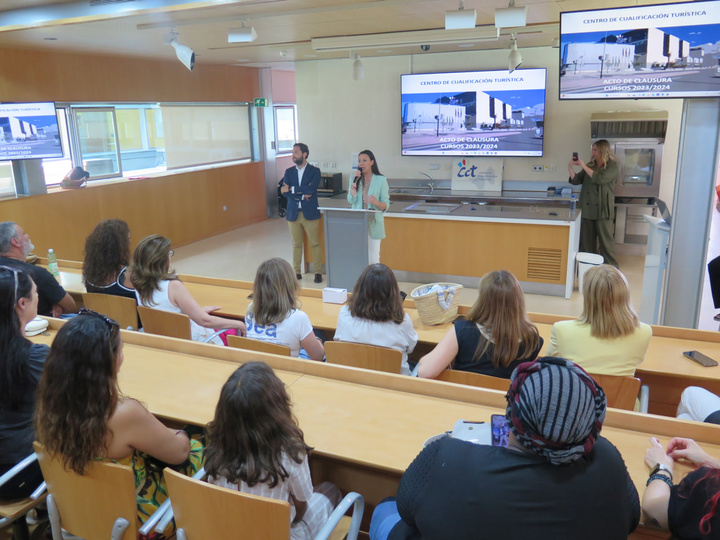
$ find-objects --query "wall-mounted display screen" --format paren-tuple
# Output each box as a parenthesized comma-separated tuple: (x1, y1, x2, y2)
(0, 102, 62, 160)
(560, 0, 720, 99)
(401, 68, 547, 157)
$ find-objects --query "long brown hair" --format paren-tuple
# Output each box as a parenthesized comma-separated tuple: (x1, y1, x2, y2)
(466, 270, 540, 367)
(251, 258, 299, 326)
(82, 219, 130, 286)
(588, 139, 615, 169)
(129, 235, 175, 306)
(580, 264, 639, 339)
(347, 264, 404, 324)
(204, 362, 311, 487)
(35, 313, 122, 474)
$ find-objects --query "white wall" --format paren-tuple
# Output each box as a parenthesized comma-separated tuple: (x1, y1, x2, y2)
(295, 46, 683, 204)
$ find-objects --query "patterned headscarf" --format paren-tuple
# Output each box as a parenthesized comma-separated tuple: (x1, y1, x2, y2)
(505, 357, 606, 465)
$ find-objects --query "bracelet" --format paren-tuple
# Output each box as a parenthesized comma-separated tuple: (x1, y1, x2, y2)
(647, 474, 674, 489)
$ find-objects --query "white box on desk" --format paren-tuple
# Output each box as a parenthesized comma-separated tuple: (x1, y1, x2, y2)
(322, 287, 347, 304)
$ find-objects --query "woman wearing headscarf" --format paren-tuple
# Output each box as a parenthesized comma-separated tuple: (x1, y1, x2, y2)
(369, 357, 640, 540)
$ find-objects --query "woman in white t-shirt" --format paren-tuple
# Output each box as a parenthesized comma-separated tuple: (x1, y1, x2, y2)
(334, 264, 417, 375)
(246, 258, 324, 360)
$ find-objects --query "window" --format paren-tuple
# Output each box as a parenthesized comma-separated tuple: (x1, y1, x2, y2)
(40, 107, 72, 186)
(274, 105, 297, 154)
(0, 161, 15, 197)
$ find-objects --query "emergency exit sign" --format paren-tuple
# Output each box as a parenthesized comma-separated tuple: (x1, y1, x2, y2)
(254, 98, 269, 107)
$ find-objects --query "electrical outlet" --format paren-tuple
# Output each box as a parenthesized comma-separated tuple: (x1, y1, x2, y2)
(309, 161, 319, 167)
(321, 162, 328, 169)
(548, 165, 556, 172)
(329, 162, 336, 169)
(429, 164, 439, 170)
(532, 165, 543, 172)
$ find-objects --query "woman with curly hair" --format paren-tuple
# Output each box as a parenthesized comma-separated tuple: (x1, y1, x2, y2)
(82, 219, 135, 300)
(35, 310, 202, 536)
(205, 362, 341, 539)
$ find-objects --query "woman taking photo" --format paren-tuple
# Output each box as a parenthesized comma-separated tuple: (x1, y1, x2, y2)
(334, 264, 417, 375)
(546, 264, 651, 376)
(0, 267, 46, 499)
(35, 311, 203, 536)
(245, 258, 324, 360)
(131, 235, 246, 344)
(568, 139, 619, 268)
(416, 270, 542, 379)
(82, 219, 135, 300)
(348, 150, 390, 264)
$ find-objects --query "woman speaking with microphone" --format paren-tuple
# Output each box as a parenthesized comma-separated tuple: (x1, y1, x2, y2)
(348, 150, 390, 264)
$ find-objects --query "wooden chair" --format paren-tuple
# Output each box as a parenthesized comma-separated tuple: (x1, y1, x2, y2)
(164, 468, 364, 540)
(324, 341, 402, 374)
(137, 306, 193, 340)
(0, 454, 47, 540)
(435, 370, 511, 392)
(82, 292, 139, 330)
(34, 442, 169, 540)
(590, 374, 644, 411)
(227, 335, 291, 356)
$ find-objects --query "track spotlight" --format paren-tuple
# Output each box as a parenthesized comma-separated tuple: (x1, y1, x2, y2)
(228, 20, 257, 43)
(508, 34, 522, 73)
(352, 51, 364, 80)
(165, 30, 195, 71)
(445, 0, 476, 30)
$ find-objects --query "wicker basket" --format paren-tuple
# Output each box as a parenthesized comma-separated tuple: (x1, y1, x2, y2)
(411, 282, 463, 325)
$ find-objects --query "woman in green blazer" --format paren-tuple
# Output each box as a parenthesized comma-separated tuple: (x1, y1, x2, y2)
(348, 149, 390, 264)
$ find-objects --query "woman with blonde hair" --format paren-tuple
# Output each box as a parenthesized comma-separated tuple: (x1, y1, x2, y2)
(416, 270, 542, 379)
(246, 258, 324, 360)
(546, 264, 651, 376)
(568, 139, 619, 267)
(130, 235, 246, 344)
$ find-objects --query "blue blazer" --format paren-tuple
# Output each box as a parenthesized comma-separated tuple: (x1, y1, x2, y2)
(283, 164, 321, 221)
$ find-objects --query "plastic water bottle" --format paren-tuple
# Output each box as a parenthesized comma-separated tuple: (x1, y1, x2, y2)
(570, 195, 577, 214)
(48, 249, 59, 278)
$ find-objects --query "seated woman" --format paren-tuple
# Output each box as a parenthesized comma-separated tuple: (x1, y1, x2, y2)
(334, 264, 417, 375)
(677, 386, 720, 425)
(246, 258, 324, 360)
(416, 270, 542, 379)
(546, 264, 651, 376)
(130, 234, 246, 344)
(0, 267, 47, 499)
(205, 362, 342, 540)
(370, 357, 640, 540)
(35, 311, 203, 536)
(643, 436, 720, 538)
(82, 219, 136, 300)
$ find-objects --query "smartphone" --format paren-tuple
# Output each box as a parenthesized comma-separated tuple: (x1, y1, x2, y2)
(683, 350, 719, 367)
(491, 414, 510, 447)
(572, 152, 579, 162)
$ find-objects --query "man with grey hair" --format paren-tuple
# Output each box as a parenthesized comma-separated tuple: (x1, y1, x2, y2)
(0, 222, 76, 317)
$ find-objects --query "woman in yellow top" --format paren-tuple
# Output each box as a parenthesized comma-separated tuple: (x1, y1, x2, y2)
(348, 149, 390, 264)
(546, 264, 651, 376)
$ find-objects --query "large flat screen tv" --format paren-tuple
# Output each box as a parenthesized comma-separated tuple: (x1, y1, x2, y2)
(401, 68, 547, 157)
(0, 102, 62, 160)
(560, 0, 720, 100)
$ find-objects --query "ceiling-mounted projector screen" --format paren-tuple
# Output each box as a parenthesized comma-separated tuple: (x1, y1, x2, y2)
(560, 0, 720, 99)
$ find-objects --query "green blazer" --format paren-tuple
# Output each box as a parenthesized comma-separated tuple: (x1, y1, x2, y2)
(347, 173, 390, 239)
(569, 160, 618, 221)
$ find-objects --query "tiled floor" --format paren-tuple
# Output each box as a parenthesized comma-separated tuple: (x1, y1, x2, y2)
(172, 217, 647, 319)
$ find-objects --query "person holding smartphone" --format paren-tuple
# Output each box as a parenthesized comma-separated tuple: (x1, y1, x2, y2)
(348, 150, 390, 265)
(568, 139, 619, 268)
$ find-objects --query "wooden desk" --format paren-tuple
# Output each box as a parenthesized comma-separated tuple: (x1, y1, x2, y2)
(33, 320, 720, 539)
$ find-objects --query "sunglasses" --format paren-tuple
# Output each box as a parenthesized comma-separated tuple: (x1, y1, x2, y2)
(79, 308, 120, 339)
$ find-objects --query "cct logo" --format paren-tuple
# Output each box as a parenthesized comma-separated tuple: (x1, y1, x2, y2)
(456, 159, 477, 178)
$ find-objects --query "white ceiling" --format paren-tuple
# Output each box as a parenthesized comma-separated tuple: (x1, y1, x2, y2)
(0, 0, 685, 69)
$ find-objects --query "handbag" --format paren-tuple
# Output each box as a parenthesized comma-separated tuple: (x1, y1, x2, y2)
(60, 166, 89, 189)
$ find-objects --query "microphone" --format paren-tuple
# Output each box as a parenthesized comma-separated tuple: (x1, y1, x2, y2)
(353, 166, 362, 190)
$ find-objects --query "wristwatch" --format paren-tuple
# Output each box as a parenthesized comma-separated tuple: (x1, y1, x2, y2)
(650, 463, 673, 480)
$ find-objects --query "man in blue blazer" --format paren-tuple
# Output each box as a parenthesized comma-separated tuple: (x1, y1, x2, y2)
(281, 142, 323, 283)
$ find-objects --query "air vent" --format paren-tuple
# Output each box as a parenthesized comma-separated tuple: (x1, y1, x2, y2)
(90, 0, 137, 5)
(590, 110, 668, 140)
(527, 248, 562, 282)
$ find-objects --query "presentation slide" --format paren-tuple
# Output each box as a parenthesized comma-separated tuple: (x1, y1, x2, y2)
(560, 0, 720, 99)
(0, 102, 62, 160)
(401, 68, 547, 157)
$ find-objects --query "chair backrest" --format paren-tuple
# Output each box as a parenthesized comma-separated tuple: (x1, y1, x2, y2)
(435, 370, 511, 392)
(227, 335, 291, 356)
(590, 374, 641, 411)
(82, 292, 138, 330)
(137, 306, 192, 340)
(164, 468, 291, 540)
(324, 341, 402, 374)
(34, 442, 138, 540)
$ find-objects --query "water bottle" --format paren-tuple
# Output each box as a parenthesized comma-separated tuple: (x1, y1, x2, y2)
(48, 249, 59, 278)
(570, 195, 577, 214)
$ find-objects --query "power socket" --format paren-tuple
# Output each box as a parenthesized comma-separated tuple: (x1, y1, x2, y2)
(321, 162, 328, 169)
(532, 165, 543, 172)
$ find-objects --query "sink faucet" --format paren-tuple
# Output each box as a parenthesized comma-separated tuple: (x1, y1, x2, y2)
(420, 172, 434, 194)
